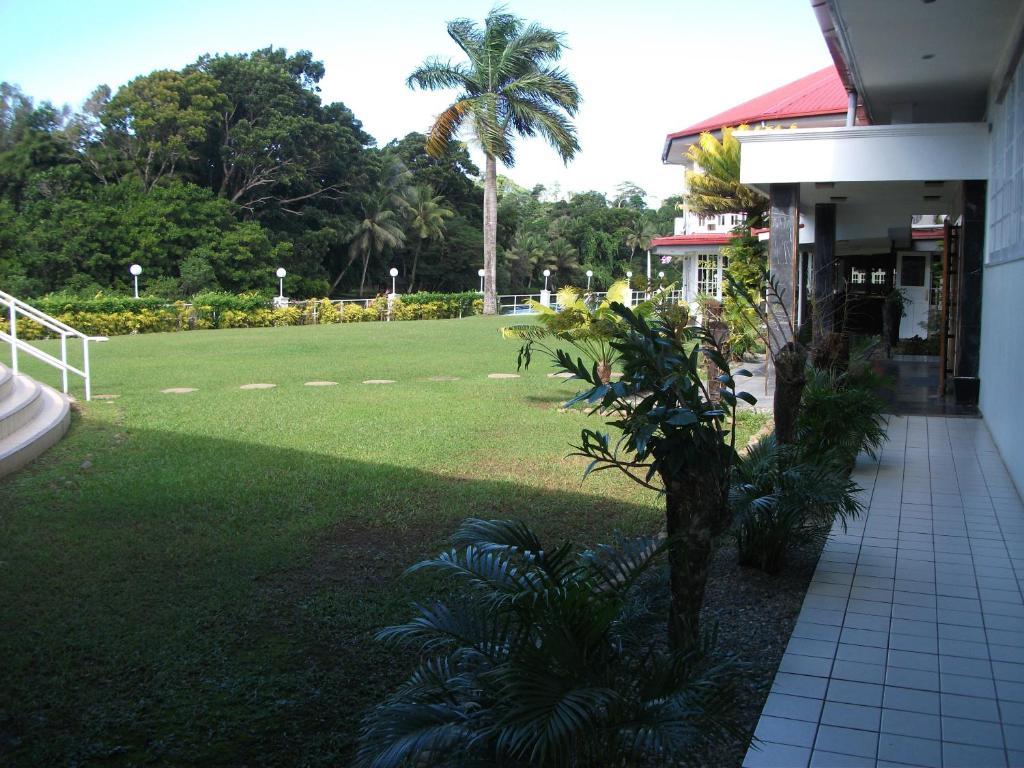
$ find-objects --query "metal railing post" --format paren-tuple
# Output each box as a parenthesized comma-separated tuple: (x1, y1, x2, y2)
(9, 302, 18, 374)
(83, 338, 91, 402)
(60, 333, 68, 393)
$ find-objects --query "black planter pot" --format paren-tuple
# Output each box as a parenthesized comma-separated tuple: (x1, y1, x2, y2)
(953, 376, 980, 405)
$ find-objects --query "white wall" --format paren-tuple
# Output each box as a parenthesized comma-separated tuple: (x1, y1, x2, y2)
(981, 52, 1024, 496)
(737, 123, 990, 185)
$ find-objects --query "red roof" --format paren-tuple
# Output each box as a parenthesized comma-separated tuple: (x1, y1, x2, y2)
(650, 233, 734, 248)
(912, 227, 944, 240)
(665, 66, 849, 144)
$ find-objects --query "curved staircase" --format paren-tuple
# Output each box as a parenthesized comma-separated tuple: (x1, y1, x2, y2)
(0, 362, 71, 478)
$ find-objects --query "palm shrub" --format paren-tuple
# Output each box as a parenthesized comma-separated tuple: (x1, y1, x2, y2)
(731, 436, 863, 574)
(502, 281, 631, 383)
(798, 367, 888, 470)
(553, 303, 755, 647)
(357, 518, 746, 768)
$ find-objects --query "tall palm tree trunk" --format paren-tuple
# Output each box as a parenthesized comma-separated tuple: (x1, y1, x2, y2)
(409, 239, 423, 294)
(483, 154, 498, 315)
(358, 249, 372, 297)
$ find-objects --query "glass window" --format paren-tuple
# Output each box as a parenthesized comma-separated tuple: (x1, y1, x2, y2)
(697, 255, 720, 296)
(901, 255, 926, 287)
(870, 268, 887, 285)
(851, 267, 867, 285)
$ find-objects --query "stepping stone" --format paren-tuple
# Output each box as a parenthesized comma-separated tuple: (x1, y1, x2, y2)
(240, 383, 276, 390)
(161, 387, 197, 394)
(547, 372, 576, 379)
(93, 394, 120, 400)
(304, 381, 338, 387)
(487, 373, 520, 379)
(362, 379, 395, 384)
(427, 376, 459, 382)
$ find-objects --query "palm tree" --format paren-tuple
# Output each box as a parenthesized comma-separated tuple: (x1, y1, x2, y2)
(405, 185, 453, 292)
(408, 9, 581, 315)
(624, 215, 657, 261)
(342, 190, 407, 296)
(684, 127, 766, 220)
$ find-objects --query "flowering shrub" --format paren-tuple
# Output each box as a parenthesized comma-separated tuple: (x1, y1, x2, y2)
(4, 291, 485, 338)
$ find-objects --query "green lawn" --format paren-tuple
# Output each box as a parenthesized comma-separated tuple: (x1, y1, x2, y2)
(0, 316, 767, 766)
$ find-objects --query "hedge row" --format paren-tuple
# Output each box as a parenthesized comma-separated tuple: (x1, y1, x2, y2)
(2, 294, 484, 338)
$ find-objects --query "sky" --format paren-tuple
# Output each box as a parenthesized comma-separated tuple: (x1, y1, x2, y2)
(0, 0, 832, 206)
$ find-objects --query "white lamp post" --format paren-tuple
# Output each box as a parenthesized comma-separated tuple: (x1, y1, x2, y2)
(129, 264, 142, 298)
(275, 267, 286, 299)
(543, 269, 551, 291)
(586, 269, 593, 290)
(658, 270, 665, 287)
(389, 267, 398, 294)
(624, 271, 633, 308)
(478, 268, 485, 293)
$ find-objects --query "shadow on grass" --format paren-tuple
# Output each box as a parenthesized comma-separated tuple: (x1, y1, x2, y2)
(0, 425, 657, 768)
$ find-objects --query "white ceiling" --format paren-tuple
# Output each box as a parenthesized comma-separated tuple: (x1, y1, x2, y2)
(829, 0, 1024, 123)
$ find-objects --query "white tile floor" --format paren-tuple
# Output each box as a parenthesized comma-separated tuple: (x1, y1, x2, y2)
(743, 416, 1024, 768)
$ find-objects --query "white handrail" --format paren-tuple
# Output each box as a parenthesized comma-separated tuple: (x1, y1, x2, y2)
(0, 290, 107, 401)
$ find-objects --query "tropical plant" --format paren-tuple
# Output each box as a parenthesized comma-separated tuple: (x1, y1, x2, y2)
(726, 271, 806, 444)
(798, 367, 888, 470)
(502, 280, 631, 383)
(684, 127, 765, 220)
(342, 190, 407, 296)
(356, 518, 746, 768)
(405, 184, 453, 292)
(553, 303, 755, 647)
(408, 8, 581, 315)
(625, 214, 658, 263)
(731, 435, 863, 573)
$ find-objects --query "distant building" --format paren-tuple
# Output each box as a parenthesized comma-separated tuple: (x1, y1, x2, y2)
(653, 66, 854, 302)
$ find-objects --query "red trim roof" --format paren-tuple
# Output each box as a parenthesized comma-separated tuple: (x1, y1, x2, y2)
(666, 66, 848, 143)
(912, 227, 944, 240)
(650, 233, 734, 248)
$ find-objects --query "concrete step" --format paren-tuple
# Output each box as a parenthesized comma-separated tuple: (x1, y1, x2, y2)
(0, 362, 12, 401)
(0, 364, 71, 479)
(0, 373, 44, 440)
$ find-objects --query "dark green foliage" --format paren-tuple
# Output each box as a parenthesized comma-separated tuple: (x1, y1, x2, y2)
(731, 436, 863, 574)
(798, 367, 888, 469)
(554, 303, 756, 646)
(358, 519, 746, 768)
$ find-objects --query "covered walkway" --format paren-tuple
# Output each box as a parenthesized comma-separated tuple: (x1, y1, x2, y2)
(743, 416, 1024, 767)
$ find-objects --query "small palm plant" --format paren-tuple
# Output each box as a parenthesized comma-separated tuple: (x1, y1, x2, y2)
(501, 280, 631, 383)
(798, 366, 888, 471)
(552, 303, 755, 647)
(357, 518, 746, 768)
(731, 436, 864, 574)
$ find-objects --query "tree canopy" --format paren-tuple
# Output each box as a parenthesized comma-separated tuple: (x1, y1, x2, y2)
(0, 44, 676, 301)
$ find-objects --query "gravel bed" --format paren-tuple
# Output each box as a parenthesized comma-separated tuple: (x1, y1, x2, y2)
(700, 537, 825, 767)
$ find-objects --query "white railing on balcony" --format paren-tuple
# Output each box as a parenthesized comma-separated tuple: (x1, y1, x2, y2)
(0, 290, 108, 401)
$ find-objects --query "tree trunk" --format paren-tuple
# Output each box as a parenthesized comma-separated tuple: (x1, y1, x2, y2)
(482, 155, 498, 315)
(409, 239, 423, 295)
(773, 342, 807, 445)
(664, 469, 729, 649)
(596, 359, 612, 384)
(358, 249, 372, 297)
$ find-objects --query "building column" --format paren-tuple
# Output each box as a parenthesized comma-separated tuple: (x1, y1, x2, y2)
(768, 183, 800, 350)
(812, 203, 838, 344)
(955, 180, 985, 381)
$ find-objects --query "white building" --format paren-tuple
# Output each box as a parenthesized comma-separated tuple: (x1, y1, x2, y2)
(654, 66, 853, 302)
(734, 0, 1024, 493)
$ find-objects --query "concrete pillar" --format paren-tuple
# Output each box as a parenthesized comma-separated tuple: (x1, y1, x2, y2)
(768, 183, 800, 351)
(812, 203, 838, 344)
(955, 180, 985, 381)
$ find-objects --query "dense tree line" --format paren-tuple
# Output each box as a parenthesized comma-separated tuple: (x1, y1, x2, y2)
(0, 48, 674, 300)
